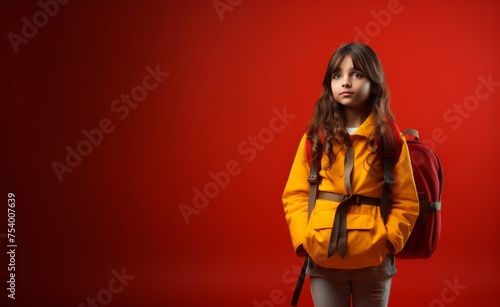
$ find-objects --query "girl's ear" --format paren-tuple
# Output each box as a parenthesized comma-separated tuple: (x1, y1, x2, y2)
(371, 84, 379, 94)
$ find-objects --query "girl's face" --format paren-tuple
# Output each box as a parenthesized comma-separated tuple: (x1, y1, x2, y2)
(330, 55, 372, 112)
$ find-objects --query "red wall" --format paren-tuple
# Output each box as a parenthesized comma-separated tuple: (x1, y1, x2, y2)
(1, 0, 499, 306)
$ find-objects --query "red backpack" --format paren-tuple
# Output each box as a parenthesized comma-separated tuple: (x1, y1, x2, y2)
(380, 123, 444, 259)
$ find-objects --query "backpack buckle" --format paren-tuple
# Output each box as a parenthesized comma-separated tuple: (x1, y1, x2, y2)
(308, 168, 318, 184)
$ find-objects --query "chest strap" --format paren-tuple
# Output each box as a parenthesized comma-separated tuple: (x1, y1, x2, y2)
(317, 192, 381, 259)
(318, 192, 381, 206)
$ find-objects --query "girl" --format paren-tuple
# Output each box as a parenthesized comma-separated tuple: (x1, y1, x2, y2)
(282, 43, 419, 307)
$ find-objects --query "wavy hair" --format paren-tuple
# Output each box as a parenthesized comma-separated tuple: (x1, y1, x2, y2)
(307, 42, 394, 170)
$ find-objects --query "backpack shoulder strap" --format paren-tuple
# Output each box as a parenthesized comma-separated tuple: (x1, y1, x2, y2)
(305, 132, 323, 217)
(379, 121, 402, 222)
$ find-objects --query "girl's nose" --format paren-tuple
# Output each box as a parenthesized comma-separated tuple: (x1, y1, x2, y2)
(342, 80, 351, 87)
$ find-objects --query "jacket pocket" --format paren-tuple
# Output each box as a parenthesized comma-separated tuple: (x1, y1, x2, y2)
(304, 209, 388, 269)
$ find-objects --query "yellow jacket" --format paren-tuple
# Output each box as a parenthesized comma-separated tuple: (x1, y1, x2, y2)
(282, 113, 419, 268)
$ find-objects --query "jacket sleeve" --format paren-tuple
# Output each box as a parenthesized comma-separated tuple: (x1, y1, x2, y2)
(282, 134, 310, 255)
(386, 135, 420, 253)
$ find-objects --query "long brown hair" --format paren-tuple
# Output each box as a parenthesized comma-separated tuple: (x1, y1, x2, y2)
(307, 42, 394, 170)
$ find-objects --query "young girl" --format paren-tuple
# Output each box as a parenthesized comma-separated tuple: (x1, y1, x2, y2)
(282, 43, 419, 307)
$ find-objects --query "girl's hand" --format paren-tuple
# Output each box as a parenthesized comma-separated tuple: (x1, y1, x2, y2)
(386, 241, 396, 254)
(296, 244, 308, 257)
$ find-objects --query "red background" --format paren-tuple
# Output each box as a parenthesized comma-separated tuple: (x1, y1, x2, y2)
(1, 0, 499, 306)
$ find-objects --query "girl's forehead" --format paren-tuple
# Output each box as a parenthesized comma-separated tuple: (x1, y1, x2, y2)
(333, 55, 363, 72)
(338, 56, 354, 68)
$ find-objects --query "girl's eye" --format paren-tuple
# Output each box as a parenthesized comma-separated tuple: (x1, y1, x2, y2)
(332, 73, 341, 80)
(352, 72, 362, 78)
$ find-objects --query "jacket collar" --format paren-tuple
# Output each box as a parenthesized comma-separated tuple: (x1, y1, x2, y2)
(350, 112, 377, 137)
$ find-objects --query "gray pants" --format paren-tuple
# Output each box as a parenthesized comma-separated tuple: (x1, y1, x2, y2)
(310, 274, 393, 307)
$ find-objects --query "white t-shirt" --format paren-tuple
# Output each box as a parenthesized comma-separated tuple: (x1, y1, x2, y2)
(346, 127, 358, 135)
